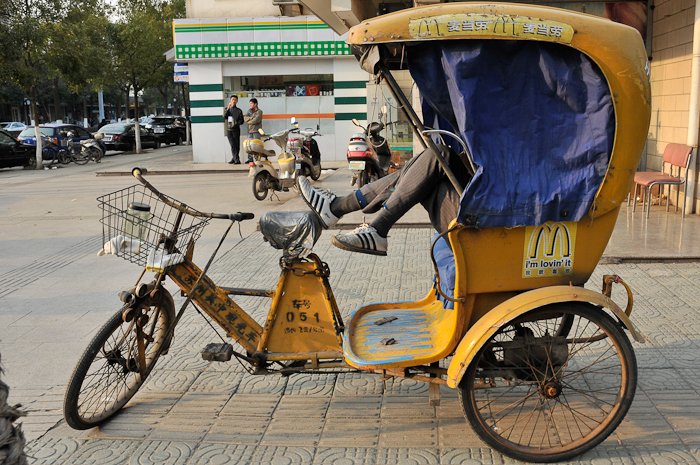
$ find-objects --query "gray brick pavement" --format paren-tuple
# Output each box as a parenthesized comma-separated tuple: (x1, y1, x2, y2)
(21, 230, 700, 464)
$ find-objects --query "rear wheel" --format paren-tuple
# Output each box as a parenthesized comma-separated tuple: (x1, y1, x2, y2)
(58, 149, 71, 165)
(309, 162, 322, 181)
(357, 170, 370, 188)
(63, 292, 175, 430)
(155, 140, 161, 150)
(459, 302, 636, 463)
(252, 171, 270, 201)
(176, 134, 182, 145)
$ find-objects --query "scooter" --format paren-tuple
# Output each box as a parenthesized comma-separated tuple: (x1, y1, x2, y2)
(287, 124, 322, 181)
(347, 118, 393, 187)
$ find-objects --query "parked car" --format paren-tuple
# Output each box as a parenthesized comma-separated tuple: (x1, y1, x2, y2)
(144, 116, 185, 145)
(96, 123, 161, 152)
(17, 124, 106, 158)
(0, 129, 36, 169)
(1, 122, 27, 138)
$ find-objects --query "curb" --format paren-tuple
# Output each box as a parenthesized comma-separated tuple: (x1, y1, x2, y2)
(96, 169, 249, 176)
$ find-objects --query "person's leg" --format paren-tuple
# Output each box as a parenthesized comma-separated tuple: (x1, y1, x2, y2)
(247, 133, 256, 163)
(226, 131, 237, 163)
(232, 132, 240, 163)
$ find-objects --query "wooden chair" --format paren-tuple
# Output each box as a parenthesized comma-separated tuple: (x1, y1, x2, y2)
(629, 143, 694, 218)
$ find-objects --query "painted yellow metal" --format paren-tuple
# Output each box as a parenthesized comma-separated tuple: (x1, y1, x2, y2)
(445, 285, 645, 388)
(261, 260, 343, 355)
(344, 293, 473, 369)
(346, 2, 651, 219)
(448, 207, 619, 295)
(168, 260, 262, 353)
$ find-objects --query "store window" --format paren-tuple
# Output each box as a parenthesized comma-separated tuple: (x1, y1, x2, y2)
(224, 75, 334, 135)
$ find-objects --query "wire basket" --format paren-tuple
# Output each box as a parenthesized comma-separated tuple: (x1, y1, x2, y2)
(98, 185, 211, 266)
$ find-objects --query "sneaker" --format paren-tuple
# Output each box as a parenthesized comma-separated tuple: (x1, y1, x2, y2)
(332, 224, 387, 256)
(298, 175, 339, 228)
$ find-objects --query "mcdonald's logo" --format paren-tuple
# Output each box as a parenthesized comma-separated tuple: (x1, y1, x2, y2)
(522, 221, 577, 279)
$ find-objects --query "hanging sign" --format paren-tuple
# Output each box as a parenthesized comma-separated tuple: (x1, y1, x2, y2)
(174, 63, 189, 83)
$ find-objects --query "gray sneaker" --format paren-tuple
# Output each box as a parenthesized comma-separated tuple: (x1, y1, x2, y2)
(298, 175, 339, 229)
(332, 224, 387, 256)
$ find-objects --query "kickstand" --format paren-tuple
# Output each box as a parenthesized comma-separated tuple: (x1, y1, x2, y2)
(270, 191, 280, 201)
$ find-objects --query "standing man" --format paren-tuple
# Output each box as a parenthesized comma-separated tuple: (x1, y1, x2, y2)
(224, 96, 244, 164)
(244, 98, 263, 164)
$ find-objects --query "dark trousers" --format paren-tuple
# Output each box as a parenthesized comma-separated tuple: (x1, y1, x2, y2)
(359, 147, 468, 234)
(227, 131, 240, 163)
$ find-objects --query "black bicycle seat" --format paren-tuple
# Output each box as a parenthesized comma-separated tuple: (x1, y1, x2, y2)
(259, 211, 322, 257)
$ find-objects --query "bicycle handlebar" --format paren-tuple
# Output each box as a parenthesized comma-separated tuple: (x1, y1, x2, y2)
(131, 167, 255, 222)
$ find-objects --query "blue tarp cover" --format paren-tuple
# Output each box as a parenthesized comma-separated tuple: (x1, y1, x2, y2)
(408, 40, 615, 228)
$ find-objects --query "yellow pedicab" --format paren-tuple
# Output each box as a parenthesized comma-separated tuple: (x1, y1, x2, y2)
(64, 3, 649, 463)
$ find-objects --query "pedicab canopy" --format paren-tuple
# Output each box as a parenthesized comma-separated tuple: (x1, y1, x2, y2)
(347, 3, 651, 229)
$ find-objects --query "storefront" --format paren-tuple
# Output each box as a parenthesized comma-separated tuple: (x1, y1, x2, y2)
(173, 17, 372, 163)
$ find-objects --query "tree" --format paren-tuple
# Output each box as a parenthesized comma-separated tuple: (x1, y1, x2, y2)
(0, 0, 62, 168)
(110, 0, 184, 153)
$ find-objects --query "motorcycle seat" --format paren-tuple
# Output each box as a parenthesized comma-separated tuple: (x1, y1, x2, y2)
(259, 211, 322, 257)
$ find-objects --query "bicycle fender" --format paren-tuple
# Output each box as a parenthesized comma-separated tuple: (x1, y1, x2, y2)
(445, 286, 644, 389)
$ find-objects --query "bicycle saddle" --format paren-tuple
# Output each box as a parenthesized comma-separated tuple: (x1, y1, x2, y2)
(259, 211, 322, 258)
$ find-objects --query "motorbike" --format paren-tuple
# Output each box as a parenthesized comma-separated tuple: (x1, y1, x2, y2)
(65, 4, 651, 463)
(67, 133, 105, 165)
(287, 124, 322, 181)
(347, 117, 393, 187)
(247, 118, 322, 201)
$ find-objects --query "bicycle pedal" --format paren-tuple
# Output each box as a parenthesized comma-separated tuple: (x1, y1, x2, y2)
(201, 343, 234, 362)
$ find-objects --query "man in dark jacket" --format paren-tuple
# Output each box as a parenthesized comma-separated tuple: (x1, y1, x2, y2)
(224, 96, 244, 164)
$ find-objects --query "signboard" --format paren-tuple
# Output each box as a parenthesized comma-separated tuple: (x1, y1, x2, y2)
(174, 63, 189, 83)
(409, 14, 574, 44)
(522, 221, 577, 278)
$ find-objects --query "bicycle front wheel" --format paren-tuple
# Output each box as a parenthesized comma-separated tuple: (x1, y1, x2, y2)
(63, 291, 175, 430)
(72, 147, 89, 165)
(459, 302, 637, 463)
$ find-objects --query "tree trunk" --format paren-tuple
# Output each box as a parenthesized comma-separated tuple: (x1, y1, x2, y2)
(82, 95, 88, 127)
(125, 86, 130, 121)
(134, 85, 141, 154)
(53, 78, 61, 122)
(30, 87, 43, 169)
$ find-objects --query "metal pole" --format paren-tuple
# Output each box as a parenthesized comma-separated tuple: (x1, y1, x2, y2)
(98, 91, 105, 122)
(377, 61, 464, 195)
(684, 0, 700, 216)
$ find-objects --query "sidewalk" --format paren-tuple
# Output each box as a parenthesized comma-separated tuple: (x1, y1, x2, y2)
(4, 148, 700, 464)
(24, 231, 700, 465)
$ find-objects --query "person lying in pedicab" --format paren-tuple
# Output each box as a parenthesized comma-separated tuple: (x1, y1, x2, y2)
(297, 39, 614, 256)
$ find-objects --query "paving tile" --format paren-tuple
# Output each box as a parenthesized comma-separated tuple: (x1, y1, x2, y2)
(381, 396, 436, 418)
(326, 396, 381, 418)
(186, 371, 243, 394)
(637, 369, 691, 391)
(438, 418, 485, 448)
(159, 351, 210, 372)
(319, 418, 380, 447)
(261, 418, 324, 446)
(440, 447, 507, 464)
(142, 370, 199, 393)
(128, 441, 195, 465)
(616, 414, 682, 446)
(236, 373, 288, 395)
(122, 392, 181, 416)
(25, 437, 84, 465)
(378, 418, 438, 448)
(312, 447, 378, 464)
(623, 445, 699, 464)
(185, 443, 256, 465)
(67, 439, 140, 465)
(284, 373, 336, 396)
(273, 395, 330, 418)
(383, 377, 430, 396)
(333, 372, 384, 396)
(204, 416, 269, 444)
(436, 397, 464, 419)
(220, 394, 280, 417)
(376, 448, 440, 464)
(148, 415, 216, 442)
(89, 414, 162, 440)
(250, 446, 315, 465)
(167, 393, 230, 416)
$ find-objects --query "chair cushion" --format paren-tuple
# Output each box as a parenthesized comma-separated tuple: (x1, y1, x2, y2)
(633, 171, 682, 187)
